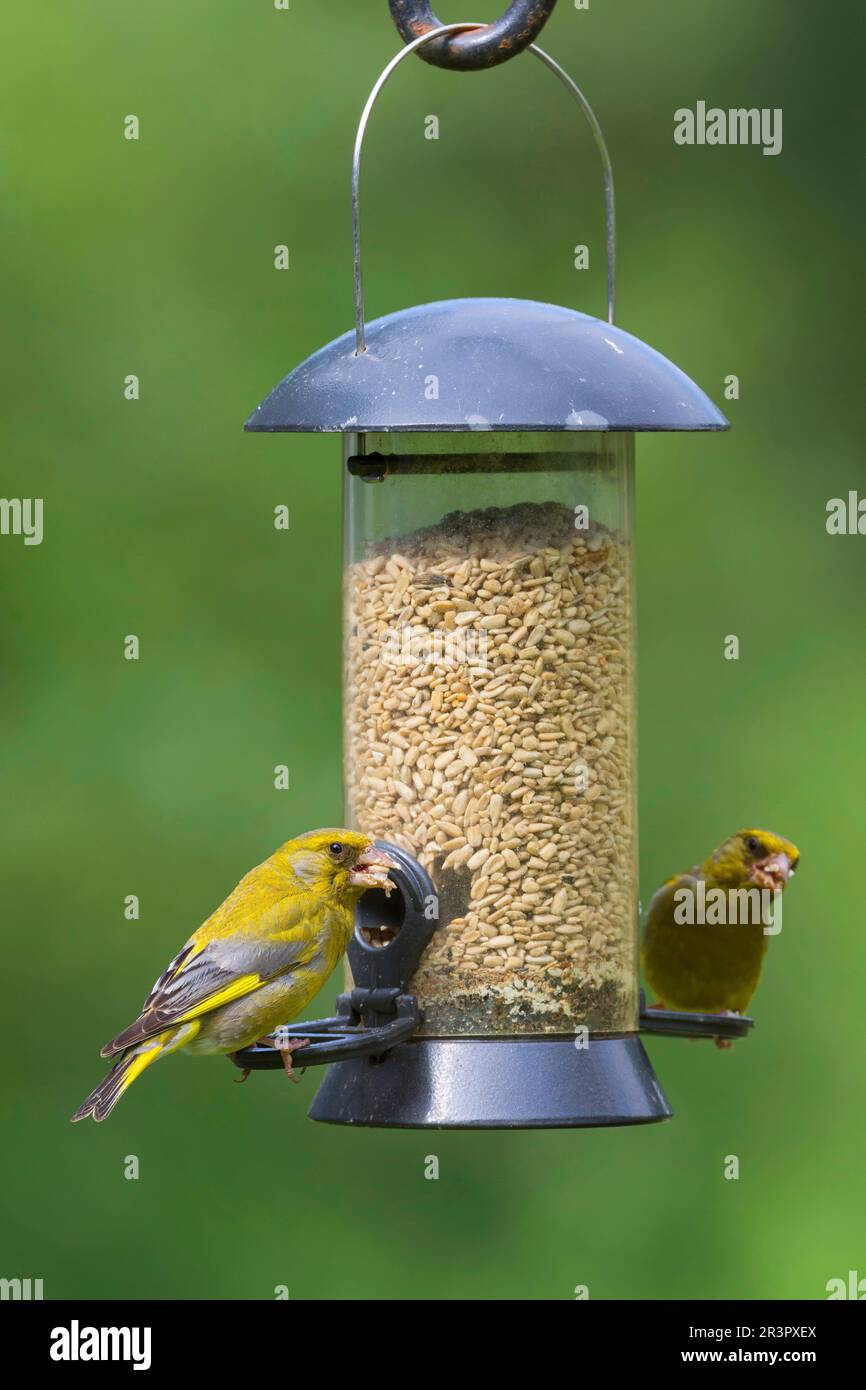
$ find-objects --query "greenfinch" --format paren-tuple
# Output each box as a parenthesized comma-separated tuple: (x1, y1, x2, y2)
(641, 828, 799, 1034)
(72, 829, 396, 1122)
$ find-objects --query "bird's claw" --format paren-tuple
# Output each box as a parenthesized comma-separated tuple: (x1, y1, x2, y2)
(278, 1037, 310, 1083)
(228, 1052, 252, 1083)
(714, 1010, 739, 1050)
(258, 1034, 311, 1083)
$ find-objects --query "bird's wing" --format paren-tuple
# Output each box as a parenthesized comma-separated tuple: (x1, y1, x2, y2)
(645, 866, 701, 910)
(643, 870, 700, 936)
(100, 895, 322, 1058)
(644, 873, 680, 924)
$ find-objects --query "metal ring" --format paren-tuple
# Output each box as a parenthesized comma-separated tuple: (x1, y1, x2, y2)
(389, 0, 559, 71)
(353, 25, 616, 352)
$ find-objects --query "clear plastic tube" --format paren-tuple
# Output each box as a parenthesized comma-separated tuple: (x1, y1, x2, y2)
(343, 431, 637, 1036)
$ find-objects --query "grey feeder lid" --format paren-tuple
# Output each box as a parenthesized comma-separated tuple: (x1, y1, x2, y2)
(244, 297, 729, 435)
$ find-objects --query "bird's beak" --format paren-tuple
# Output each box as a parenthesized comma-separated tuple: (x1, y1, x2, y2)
(349, 844, 398, 894)
(753, 852, 793, 893)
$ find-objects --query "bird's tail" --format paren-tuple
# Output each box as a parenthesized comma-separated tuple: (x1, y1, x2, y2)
(71, 1041, 165, 1123)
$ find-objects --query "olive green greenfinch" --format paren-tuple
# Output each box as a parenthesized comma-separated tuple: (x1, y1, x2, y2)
(642, 828, 800, 1030)
(72, 829, 396, 1121)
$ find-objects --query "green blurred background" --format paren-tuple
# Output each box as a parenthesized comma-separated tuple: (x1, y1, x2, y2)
(2, 0, 864, 1300)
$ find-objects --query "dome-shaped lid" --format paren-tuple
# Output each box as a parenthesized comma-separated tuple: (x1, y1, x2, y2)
(244, 297, 728, 434)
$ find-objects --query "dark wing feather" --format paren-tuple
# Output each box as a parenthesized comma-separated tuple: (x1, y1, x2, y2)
(141, 942, 198, 1011)
(101, 951, 247, 1056)
(100, 919, 316, 1058)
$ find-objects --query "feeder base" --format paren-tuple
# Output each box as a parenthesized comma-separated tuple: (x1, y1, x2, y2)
(308, 1035, 672, 1129)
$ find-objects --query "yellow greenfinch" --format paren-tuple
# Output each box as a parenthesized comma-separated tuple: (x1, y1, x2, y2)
(641, 829, 799, 1037)
(72, 829, 396, 1122)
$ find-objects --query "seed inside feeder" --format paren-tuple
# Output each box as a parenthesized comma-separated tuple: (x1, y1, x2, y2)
(344, 444, 638, 1038)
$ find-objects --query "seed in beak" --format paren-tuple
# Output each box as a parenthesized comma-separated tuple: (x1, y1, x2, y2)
(349, 844, 399, 894)
(754, 853, 792, 891)
(358, 845, 399, 873)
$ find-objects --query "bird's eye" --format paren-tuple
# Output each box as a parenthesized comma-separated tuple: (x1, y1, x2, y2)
(328, 842, 345, 860)
(746, 836, 762, 855)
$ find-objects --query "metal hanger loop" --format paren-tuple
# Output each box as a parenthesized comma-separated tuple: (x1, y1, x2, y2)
(353, 23, 616, 353)
(388, 0, 559, 72)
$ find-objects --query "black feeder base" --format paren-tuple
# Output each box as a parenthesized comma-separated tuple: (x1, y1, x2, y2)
(308, 1034, 671, 1130)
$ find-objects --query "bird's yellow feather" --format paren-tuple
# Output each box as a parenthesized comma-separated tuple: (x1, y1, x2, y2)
(72, 828, 392, 1121)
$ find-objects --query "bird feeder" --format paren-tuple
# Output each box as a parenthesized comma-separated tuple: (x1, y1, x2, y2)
(243, 13, 733, 1127)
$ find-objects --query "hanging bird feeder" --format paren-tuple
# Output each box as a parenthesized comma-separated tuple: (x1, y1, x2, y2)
(241, 6, 746, 1127)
